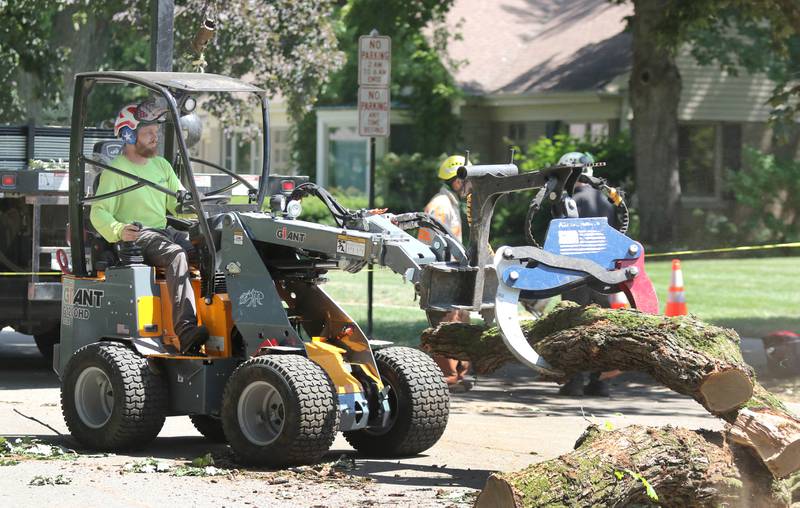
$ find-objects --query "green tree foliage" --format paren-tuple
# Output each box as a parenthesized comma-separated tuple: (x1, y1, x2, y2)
(487, 133, 633, 247)
(376, 152, 442, 213)
(513, 133, 634, 188)
(0, 0, 344, 125)
(0, 0, 68, 122)
(294, 0, 462, 177)
(727, 148, 800, 243)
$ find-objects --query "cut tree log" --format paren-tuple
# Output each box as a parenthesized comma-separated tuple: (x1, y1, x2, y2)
(475, 424, 793, 508)
(421, 302, 755, 413)
(420, 302, 800, 477)
(728, 405, 800, 479)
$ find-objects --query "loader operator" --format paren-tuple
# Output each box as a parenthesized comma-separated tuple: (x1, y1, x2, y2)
(90, 99, 209, 354)
(418, 155, 472, 393)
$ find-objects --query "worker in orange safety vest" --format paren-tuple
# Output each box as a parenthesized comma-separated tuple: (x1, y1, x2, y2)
(419, 155, 472, 392)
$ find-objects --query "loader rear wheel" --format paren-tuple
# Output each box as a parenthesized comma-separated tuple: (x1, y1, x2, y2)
(61, 342, 167, 451)
(221, 355, 338, 467)
(344, 346, 449, 457)
(189, 415, 226, 443)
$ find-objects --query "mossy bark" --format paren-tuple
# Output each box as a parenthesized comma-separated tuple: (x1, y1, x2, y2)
(421, 302, 800, 477)
(421, 302, 757, 413)
(476, 425, 792, 508)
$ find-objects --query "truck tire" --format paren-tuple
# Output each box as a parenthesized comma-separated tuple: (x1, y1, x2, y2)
(61, 342, 167, 451)
(189, 415, 227, 443)
(344, 346, 449, 456)
(221, 355, 338, 467)
(34, 328, 60, 363)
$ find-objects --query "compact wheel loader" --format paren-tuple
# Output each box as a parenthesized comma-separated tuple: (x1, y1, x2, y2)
(56, 71, 658, 467)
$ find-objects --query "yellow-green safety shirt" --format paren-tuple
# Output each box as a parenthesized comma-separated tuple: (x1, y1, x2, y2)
(90, 155, 182, 243)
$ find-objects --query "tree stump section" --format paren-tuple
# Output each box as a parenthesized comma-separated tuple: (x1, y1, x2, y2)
(420, 302, 800, 478)
(475, 424, 794, 508)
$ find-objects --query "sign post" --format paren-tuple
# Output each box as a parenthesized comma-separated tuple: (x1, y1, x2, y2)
(358, 30, 390, 338)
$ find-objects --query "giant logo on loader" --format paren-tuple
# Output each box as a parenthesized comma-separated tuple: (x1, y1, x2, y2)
(61, 285, 104, 325)
(276, 226, 306, 243)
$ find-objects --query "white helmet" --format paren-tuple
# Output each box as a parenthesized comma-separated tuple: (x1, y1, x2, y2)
(558, 151, 595, 176)
(114, 98, 168, 143)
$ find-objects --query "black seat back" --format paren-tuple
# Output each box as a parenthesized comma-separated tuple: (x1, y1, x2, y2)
(87, 140, 125, 272)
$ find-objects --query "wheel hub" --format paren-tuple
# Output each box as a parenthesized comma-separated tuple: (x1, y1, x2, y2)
(237, 380, 285, 446)
(74, 366, 114, 429)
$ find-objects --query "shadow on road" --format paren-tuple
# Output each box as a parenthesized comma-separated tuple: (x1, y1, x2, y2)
(334, 453, 493, 490)
(449, 364, 710, 419)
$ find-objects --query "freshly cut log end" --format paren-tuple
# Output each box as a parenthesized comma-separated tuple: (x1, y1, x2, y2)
(700, 369, 755, 413)
(475, 475, 521, 508)
(727, 408, 800, 479)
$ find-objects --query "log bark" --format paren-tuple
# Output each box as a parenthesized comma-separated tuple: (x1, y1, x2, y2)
(476, 425, 793, 508)
(421, 302, 756, 413)
(420, 302, 800, 477)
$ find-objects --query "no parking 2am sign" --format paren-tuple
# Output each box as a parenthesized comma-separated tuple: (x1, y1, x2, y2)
(358, 33, 391, 138)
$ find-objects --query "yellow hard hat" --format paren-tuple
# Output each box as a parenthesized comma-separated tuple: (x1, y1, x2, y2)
(437, 155, 466, 180)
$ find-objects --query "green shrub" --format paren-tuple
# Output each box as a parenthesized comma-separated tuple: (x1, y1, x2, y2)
(513, 132, 634, 187)
(488, 133, 634, 246)
(376, 152, 443, 214)
(727, 148, 800, 242)
(298, 193, 369, 226)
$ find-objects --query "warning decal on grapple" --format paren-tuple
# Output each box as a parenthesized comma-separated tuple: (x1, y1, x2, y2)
(336, 235, 367, 257)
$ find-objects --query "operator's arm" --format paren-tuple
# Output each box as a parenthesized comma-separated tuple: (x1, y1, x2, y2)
(90, 171, 126, 243)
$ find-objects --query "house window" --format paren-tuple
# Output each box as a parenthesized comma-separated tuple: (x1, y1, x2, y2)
(545, 121, 564, 138)
(328, 126, 367, 193)
(223, 130, 262, 174)
(679, 123, 742, 200)
(508, 122, 527, 145)
(568, 122, 609, 141)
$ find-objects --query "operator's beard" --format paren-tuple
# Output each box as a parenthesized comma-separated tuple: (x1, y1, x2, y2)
(134, 143, 157, 159)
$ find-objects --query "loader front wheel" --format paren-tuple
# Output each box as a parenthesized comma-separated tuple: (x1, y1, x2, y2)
(344, 346, 449, 457)
(221, 355, 338, 467)
(61, 342, 167, 451)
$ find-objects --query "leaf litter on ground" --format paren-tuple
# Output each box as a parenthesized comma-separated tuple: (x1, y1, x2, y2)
(29, 474, 72, 486)
(0, 436, 77, 464)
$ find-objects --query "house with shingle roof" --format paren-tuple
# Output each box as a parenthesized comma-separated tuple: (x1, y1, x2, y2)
(313, 0, 797, 206)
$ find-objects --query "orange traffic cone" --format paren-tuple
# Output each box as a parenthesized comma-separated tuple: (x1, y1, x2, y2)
(609, 292, 630, 309)
(665, 258, 687, 316)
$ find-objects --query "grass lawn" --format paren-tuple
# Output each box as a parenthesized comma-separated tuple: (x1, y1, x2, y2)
(322, 256, 800, 346)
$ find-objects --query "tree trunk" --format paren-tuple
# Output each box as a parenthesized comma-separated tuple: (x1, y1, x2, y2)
(630, 0, 682, 245)
(420, 302, 800, 477)
(476, 425, 793, 508)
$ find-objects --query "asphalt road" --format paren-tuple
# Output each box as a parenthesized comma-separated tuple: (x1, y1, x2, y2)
(0, 328, 791, 507)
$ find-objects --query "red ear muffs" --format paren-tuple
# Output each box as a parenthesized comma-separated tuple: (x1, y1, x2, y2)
(119, 126, 137, 145)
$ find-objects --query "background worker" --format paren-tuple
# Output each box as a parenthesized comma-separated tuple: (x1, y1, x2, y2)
(557, 151, 620, 397)
(90, 99, 209, 354)
(419, 155, 472, 393)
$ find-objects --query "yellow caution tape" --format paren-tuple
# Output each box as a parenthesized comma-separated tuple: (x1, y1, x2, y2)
(647, 242, 800, 259)
(0, 272, 62, 276)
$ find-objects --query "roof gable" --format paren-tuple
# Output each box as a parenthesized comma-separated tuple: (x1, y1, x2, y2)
(445, 0, 633, 94)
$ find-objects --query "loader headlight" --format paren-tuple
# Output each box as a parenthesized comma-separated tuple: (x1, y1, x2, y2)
(286, 200, 303, 219)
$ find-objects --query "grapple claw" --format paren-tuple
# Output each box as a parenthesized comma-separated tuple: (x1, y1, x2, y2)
(493, 248, 565, 377)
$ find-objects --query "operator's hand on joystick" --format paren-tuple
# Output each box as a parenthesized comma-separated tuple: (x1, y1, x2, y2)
(120, 222, 141, 242)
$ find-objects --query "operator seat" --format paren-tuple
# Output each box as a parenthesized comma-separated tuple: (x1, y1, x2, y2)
(86, 140, 125, 273)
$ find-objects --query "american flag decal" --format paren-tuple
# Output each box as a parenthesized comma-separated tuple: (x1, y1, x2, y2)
(558, 228, 607, 255)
